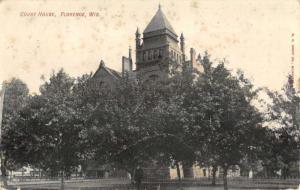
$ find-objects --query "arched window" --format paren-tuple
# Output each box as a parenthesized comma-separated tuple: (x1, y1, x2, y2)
(144, 74, 159, 84)
(99, 81, 104, 87)
(143, 52, 146, 61)
(149, 50, 153, 60)
(154, 50, 158, 59)
(171, 50, 176, 61)
(158, 49, 163, 58)
(149, 74, 159, 81)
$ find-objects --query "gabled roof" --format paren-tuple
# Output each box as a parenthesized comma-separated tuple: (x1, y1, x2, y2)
(105, 67, 122, 79)
(143, 5, 177, 35)
(93, 60, 122, 80)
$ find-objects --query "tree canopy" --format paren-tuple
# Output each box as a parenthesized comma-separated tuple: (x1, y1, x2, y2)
(1, 54, 298, 190)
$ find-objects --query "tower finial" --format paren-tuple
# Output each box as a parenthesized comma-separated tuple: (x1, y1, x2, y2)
(129, 46, 132, 59)
(100, 60, 105, 67)
(158, 3, 161, 10)
(136, 27, 140, 35)
(180, 33, 186, 62)
(288, 74, 294, 89)
(135, 27, 141, 49)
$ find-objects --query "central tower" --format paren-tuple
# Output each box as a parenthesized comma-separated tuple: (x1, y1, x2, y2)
(135, 5, 184, 81)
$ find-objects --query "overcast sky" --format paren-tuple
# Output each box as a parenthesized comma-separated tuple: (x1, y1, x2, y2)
(1, 0, 300, 93)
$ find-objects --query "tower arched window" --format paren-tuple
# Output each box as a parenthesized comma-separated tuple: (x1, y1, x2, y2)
(158, 49, 163, 59)
(143, 52, 146, 61)
(154, 50, 158, 59)
(171, 51, 176, 61)
(149, 50, 153, 60)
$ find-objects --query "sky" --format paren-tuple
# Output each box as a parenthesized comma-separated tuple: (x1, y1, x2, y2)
(0, 0, 300, 93)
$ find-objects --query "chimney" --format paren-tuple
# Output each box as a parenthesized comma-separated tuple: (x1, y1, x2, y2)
(122, 47, 133, 77)
(128, 46, 133, 71)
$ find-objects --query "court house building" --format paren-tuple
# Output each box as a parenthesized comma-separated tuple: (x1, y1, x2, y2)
(91, 5, 214, 179)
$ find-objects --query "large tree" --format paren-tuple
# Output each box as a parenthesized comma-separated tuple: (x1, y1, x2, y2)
(1, 78, 29, 186)
(190, 53, 263, 190)
(80, 76, 156, 178)
(3, 70, 86, 190)
(83, 71, 196, 185)
(144, 69, 197, 186)
(265, 79, 300, 178)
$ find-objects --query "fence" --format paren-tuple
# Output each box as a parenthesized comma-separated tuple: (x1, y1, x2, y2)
(8, 176, 300, 190)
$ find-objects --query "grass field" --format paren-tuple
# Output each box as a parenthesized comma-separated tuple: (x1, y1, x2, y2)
(7, 178, 300, 190)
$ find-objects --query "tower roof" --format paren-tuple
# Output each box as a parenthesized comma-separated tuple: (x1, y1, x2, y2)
(143, 5, 177, 35)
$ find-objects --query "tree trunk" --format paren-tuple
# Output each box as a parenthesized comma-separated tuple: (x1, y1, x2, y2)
(212, 165, 217, 186)
(223, 167, 228, 190)
(0, 157, 8, 187)
(283, 167, 289, 180)
(175, 161, 183, 190)
(130, 168, 135, 185)
(60, 171, 65, 190)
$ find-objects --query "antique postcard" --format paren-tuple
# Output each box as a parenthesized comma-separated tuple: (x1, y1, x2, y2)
(0, 0, 300, 190)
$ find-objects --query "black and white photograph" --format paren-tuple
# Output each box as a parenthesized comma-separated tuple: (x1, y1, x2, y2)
(0, 0, 300, 189)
